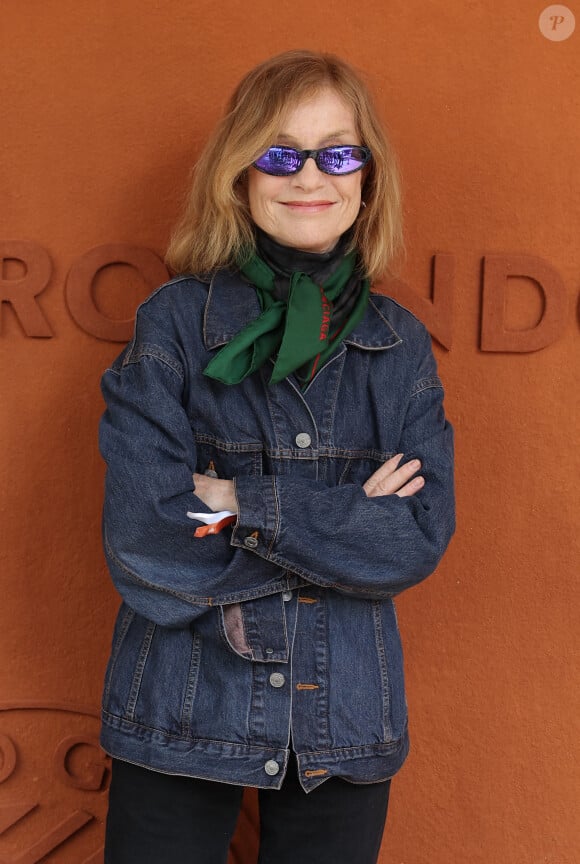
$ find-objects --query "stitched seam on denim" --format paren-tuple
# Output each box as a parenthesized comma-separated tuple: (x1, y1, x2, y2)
(301, 340, 346, 394)
(248, 659, 262, 741)
(103, 707, 406, 756)
(104, 531, 213, 606)
(268, 476, 281, 556)
(104, 364, 122, 378)
(236, 540, 394, 603)
(371, 293, 429, 329)
(293, 736, 407, 758)
(125, 621, 156, 721)
(280, 592, 289, 661)
(102, 606, 135, 707)
(106, 530, 289, 606)
(102, 711, 290, 752)
(338, 459, 351, 485)
(194, 433, 263, 453)
(241, 544, 395, 599)
(344, 342, 401, 351)
(181, 631, 203, 737)
(265, 447, 393, 460)
(372, 601, 393, 741)
(282, 376, 320, 453)
(203, 270, 255, 348)
(103, 707, 404, 751)
(411, 375, 442, 396)
(262, 376, 285, 453)
(285, 593, 299, 750)
(202, 272, 217, 347)
(343, 299, 402, 349)
(123, 344, 184, 379)
(264, 450, 318, 461)
(368, 297, 401, 336)
(303, 346, 345, 445)
(212, 582, 295, 607)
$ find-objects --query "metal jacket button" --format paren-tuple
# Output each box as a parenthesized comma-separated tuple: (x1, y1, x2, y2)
(282, 591, 293, 602)
(295, 432, 311, 448)
(264, 760, 280, 776)
(243, 535, 259, 549)
(269, 672, 285, 688)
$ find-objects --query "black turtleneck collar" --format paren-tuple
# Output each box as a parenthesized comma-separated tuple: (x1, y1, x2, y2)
(254, 227, 353, 297)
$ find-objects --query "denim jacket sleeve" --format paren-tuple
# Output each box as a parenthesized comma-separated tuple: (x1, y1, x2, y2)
(101, 292, 454, 625)
(232, 326, 455, 599)
(100, 317, 298, 628)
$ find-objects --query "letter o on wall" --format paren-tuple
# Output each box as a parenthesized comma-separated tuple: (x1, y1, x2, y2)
(65, 244, 169, 341)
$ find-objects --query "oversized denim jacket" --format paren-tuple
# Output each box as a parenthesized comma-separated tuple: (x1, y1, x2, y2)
(99, 269, 455, 792)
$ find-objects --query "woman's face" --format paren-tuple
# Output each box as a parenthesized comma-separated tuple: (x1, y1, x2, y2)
(247, 88, 364, 254)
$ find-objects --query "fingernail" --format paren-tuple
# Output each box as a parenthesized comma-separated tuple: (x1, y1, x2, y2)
(410, 459, 421, 469)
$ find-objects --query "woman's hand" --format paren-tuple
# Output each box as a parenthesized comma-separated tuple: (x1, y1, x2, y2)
(193, 454, 422, 513)
(193, 474, 238, 513)
(363, 454, 424, 499)
(193, 455, 422, 513)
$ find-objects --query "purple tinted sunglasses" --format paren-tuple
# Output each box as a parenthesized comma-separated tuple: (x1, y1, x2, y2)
(253, 145, 371, 177)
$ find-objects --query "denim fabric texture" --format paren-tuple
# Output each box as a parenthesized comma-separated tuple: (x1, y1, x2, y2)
(99, 269, 455, 792)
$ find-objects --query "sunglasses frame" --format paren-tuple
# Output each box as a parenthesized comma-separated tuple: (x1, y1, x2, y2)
(252, 145, 372, 177)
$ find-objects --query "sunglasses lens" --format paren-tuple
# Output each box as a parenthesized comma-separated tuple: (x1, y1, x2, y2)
(254, 147, 302, 175)
(317, 147, 369, 174)
(253, 146, 370, 176)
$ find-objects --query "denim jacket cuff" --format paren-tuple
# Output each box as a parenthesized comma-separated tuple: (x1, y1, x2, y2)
(231, 475, 279, 557)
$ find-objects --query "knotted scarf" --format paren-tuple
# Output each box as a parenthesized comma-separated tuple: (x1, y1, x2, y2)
(203, 235, 370, 386)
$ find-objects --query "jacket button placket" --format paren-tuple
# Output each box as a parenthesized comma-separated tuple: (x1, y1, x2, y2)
(261, 372, 319, 480)
(291, 589, 330, 752)
(246, 597, 299, 760)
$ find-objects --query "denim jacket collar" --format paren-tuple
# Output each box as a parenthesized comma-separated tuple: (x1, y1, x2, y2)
(202, 269, 402, 352)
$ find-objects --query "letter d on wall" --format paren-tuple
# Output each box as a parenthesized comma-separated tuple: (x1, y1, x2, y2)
(481, 254, 568, 352)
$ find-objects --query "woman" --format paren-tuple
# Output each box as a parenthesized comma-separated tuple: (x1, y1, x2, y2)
(100, 50, 455, 864)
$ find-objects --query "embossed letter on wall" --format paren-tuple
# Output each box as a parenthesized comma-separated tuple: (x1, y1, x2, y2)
(0, 703, 109, 864)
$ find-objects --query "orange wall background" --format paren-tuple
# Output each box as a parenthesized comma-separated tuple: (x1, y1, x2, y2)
(1, 3, 579, 862)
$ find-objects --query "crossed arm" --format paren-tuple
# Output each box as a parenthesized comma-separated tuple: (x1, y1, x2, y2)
(193, 453, 424, 512)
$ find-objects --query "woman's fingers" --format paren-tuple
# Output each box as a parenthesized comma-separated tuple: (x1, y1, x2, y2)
(192, 474, 238, 513)
(363, 454, 424, 498)
(392, 474, 425, 498)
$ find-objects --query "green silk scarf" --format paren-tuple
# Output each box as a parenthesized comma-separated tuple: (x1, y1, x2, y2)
(203, 250, 370, 386)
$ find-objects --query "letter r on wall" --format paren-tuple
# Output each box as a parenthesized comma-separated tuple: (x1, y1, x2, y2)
(0, 241, 53, 337)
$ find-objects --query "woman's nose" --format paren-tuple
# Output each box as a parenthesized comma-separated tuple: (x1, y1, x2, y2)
(291, 156, 325, 188)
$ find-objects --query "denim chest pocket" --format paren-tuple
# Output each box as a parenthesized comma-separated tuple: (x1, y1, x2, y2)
(194, 434, 263, 479)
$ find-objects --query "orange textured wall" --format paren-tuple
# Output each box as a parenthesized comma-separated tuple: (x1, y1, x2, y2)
(1, 3, 579, 862)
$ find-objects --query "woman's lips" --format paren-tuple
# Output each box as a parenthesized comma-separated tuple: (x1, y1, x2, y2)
(281, 200, 335, 213)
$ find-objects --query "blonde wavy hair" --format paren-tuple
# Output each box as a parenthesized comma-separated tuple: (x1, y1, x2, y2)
(166, 50, 402, 282)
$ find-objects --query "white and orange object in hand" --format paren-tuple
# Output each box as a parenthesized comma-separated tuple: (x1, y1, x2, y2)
(186, 510, 236, 537)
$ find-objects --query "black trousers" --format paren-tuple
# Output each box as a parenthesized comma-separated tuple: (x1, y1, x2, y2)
(105, 756, 391, 864)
